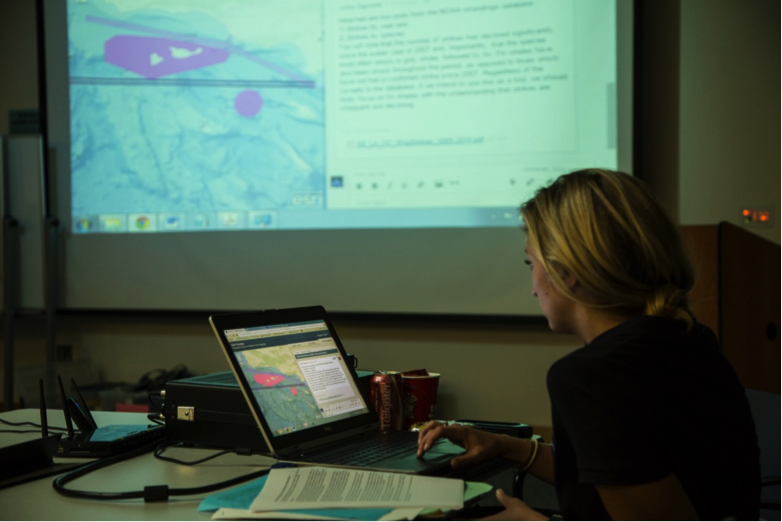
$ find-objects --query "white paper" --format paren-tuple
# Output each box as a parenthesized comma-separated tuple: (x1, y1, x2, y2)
(250, 467, 464, 511)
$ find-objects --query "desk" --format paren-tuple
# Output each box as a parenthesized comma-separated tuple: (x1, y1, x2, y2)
(0, 409, 513, 520)
(1, 409, 278, 520)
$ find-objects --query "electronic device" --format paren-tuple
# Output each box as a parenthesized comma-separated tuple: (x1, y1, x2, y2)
(164, 371, 269, 453)
(210, 305, 464, 475)
(56, 376, 166, 458)
(0, 435, 62, 483)
(0, 380, 81, 489)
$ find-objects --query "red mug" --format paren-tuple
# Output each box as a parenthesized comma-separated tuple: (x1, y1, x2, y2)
(401, 372, 440, 430)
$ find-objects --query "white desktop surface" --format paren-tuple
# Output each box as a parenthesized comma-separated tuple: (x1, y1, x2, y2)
(0, 409, 275, 520)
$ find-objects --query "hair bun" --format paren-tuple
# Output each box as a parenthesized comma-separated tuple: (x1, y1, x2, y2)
(646, 284, 694, 323)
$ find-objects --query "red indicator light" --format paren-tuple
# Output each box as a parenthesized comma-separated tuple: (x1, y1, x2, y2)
(741, 208, 772, 225)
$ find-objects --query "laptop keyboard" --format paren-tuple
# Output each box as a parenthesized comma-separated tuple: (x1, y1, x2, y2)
(303, 431, 425, 467)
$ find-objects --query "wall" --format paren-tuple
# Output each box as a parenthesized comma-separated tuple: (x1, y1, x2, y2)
(1, 1, 779, 433)
(0, 2, 39, 136)
(679, 0, 780, 245)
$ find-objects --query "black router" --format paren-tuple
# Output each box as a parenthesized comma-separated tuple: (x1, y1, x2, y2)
(56, 376, 166, 458)
(0, 380, 69, 488)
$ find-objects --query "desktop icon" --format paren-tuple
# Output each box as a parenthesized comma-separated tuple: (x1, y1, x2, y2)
(128, 214, 157, 233)
(249, 211, 276, 229)
(159, 213, 184, 231)
(100, 215, 124, 232)
(75, 218, 92, 233)
(217, 212, 245, 229)
(253, 214, 271, 227)
(192, 214, 209, 229)
(135, 216, 150, 230)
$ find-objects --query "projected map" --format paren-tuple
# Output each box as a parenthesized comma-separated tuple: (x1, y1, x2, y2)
(65, 0, 620, 233)
(68, 0, 324, 233)
(241, 346, 320, 435)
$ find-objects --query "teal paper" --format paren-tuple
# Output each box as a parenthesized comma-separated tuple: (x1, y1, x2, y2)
(198, 475, 269, 512)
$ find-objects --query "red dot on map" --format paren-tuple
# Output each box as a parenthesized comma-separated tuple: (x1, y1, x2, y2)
(254, 373, 283, 386)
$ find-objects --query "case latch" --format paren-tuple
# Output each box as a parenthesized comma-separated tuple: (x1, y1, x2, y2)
(177, 406, 195, 421)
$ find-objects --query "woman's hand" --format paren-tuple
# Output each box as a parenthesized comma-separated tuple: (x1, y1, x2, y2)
(479, 489, 548, 521)
(452, 489, 549, 522)
(416, 421, 506, 469)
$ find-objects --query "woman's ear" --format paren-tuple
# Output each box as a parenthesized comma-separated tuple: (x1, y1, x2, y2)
(558, 267, 579, 291)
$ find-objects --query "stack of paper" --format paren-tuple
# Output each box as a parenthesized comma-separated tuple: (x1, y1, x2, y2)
(199, 466, 493, 521)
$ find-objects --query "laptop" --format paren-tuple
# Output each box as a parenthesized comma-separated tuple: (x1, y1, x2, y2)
(209, 306, 463, 475)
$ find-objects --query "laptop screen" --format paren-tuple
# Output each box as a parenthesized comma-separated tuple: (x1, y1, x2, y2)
(223, 319, 370, 437)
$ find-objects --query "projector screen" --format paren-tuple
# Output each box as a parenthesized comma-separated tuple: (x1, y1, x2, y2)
(42, 0, 634, 315)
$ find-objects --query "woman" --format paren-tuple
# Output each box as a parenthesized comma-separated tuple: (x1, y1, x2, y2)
(417, 169, 760, 520)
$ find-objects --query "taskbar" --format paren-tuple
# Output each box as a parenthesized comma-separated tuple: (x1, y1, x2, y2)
(71, 207, 523, 234)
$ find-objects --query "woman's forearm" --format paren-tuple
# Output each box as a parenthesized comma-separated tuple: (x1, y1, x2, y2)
(499, 436, 556, 485)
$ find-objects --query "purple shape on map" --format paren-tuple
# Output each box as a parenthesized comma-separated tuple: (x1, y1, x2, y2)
(235, 90, 263, 117)
(105, 35, 229, 79)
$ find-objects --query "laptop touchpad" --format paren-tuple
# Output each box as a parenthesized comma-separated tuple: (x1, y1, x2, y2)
(426, 440, 463, 455)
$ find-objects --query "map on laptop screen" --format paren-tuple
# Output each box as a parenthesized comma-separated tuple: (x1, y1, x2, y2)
(224, 320, 370, 437)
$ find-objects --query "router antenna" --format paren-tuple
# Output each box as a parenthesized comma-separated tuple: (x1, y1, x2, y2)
(57, 375, 74, 438)
(71, 378, 98, 430)
(39, 379, 48, 437)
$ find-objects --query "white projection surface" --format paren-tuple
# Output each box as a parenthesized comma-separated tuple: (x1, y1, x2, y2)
(42, 0, 634, 314)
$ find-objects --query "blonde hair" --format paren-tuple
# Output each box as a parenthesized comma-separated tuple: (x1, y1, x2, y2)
(521, 169, 695, 326)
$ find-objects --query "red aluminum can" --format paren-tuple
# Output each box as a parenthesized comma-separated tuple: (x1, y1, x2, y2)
(369, 371, 403, 431)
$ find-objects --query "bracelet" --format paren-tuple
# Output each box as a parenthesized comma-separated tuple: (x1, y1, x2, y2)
(518, 438, 539, 473)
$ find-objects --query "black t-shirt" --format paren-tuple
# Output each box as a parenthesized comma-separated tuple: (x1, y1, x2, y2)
(547, 316, 760, 520)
